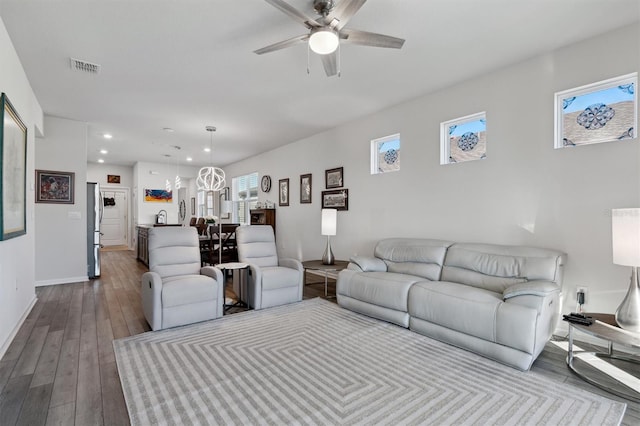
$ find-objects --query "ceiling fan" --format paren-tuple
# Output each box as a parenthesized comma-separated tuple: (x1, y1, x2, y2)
(254, 0, 405, 76)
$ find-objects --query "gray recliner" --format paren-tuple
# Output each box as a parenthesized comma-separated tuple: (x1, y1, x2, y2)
(141, 226, 224, 330)
(236, 225, 303, 309)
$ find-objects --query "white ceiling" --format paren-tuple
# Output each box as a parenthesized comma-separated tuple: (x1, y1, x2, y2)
(0, 0, 638, 167)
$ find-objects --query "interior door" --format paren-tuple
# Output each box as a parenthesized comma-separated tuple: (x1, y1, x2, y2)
(101, 189, 128, 246)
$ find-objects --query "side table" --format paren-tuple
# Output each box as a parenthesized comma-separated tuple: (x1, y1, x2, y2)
(302, 260, 349, 297)
(217, 262, 250, 312)
(567, 313, 640, 402)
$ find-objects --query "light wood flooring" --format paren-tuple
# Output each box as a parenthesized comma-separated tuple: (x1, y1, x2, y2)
(0, 249, 638, 425)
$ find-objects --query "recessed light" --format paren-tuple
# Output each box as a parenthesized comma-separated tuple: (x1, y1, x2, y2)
(204, 147, 211, 153)
(98, 159, 105, 163)
(186, 157, 193, 162)
(103, 133, 113, 139)
(100, 149, 108, 154)
(163, 127, 175, 132)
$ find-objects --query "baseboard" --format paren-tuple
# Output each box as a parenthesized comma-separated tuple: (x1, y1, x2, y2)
(0, 294, 37, 360)
(36, 276, 88, 287)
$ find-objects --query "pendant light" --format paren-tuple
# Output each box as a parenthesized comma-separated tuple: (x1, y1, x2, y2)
(196, 126, 226, 192)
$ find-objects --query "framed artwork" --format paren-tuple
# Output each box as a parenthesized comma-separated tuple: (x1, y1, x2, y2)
(107, 174, 121, 184)
(1, 93, 27, 240)
(191, 197, 196, 215)
(300, 173, 312, 204)
(36, 170, 75, 204)
(440, 112, 487, 165)
(279, 178, 289, 206)
(554, 73, 637, 148)
(321, 189, 349, 211)
(325, 167, 344, 189)
(144, 189, 172, 202)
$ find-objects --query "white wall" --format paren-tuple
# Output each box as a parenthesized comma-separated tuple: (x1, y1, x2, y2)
(133, 161, 199, 225)
(0, 17, 44, 357)
(223, 23, 640, 323)
(87, 162, 133, 188)
(35, 116, 88, 285)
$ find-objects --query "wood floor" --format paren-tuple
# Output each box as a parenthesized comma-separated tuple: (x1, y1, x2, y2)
(0, 249, 639, 425)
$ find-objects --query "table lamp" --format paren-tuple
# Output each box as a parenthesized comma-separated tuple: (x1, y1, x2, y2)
(321, 209, 337, 265)
(612, 208, 640, 332)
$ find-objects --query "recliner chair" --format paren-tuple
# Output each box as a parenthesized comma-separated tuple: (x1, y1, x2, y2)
(141, 226, 224, 330)
(236, 225, 303, 309)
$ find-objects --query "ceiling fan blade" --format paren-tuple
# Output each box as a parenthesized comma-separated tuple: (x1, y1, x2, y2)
(341, 28, 405, 49)
(254, 34, 309, 55)
(264, 0, 320, 28)
(325, 0, 367, 30)
(320, 51, 338, 77)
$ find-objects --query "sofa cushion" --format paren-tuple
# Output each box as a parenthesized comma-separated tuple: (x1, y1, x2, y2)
(339, 271, 426, 312)
(162, 275, 217, 308)
(261, 266, 300, 290)
(408, 281, 503, 342)
(441, 243, 564, 293)
(374, 238, 452, 281)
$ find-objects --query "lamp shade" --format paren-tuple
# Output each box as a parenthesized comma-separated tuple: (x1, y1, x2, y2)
(612, 208, 640, 266)
(309, 28, 339, 55)
(321, 209, 337, 236)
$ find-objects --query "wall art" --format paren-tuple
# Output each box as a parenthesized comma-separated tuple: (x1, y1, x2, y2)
(1, 93, 27, 240)
(321, 189, 348, 211)
(325, 167, 343, 188)
(440, 112, 486, 165)
(36, 170, 75, 204)
(144, 189, 172, 202)
(107, 174, 121, 184)
(279, 178, 289, 206)
(300, 173, 312, 204)
(555, 73, 637, 148)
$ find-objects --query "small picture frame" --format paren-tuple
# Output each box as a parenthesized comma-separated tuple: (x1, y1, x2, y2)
(36, 170, 75, 204)
(325, 167, 343, 189)
(107, 174, 121, 184)
(321, 189, 348, 211)
(300, 173, 312, 204)
(279, 178, 289, 206)
(554, 73, 637, 148)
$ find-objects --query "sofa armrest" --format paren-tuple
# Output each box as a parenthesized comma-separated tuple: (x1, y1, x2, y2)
(141, 271, 163, 330)
(349, 255, 387, 272)
(200, 265, 223, 283)
(503, 281, 560, 300)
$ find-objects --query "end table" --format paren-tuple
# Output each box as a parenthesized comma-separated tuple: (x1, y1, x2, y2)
(302, 260, 349, 297)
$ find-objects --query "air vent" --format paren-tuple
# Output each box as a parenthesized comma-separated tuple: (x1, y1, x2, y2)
(69, 57, 100, 74)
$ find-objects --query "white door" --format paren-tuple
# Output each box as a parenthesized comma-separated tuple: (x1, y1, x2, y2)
(101, 189, 128, 246)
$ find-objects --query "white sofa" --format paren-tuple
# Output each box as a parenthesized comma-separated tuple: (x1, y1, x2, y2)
(337, 238, 566, 370)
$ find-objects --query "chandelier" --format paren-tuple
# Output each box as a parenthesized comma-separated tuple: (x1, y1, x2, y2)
(196, 126, 226, 192)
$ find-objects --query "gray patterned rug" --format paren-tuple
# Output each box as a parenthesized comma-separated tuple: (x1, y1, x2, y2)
(114, 298, 625, 425)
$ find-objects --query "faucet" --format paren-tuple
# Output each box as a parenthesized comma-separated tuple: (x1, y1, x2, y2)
(157, 209, 167, 224)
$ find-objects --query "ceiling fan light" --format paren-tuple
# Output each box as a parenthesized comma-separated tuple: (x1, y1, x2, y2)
(309, 29, 339, 55)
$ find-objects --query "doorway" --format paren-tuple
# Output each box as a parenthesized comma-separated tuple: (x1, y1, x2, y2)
(101, 188, 129, 247)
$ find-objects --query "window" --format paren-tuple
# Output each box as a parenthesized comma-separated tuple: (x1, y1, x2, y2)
(554, 73, 637, 148)
(440, 112, 486, 165)
(371, 133, 400, 174)
(232, 172, 259, 224)
(196, 190, 215, 218)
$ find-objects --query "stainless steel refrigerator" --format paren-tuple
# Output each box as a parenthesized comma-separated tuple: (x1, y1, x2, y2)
(87, 182, 102, 278)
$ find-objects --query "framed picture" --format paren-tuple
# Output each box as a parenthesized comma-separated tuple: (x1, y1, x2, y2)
(36, 170, 75, 204)
(300, 173, 312, 204)
(107, 174, 121, 184)
(144, 189, 172, 202)
(279, 178, 289, 206)
(440, 112, 487, 165)
(1, 93, 27, 240)
(325, 167, 343, 189)
(554, 73, 637, 148)
(191, 197, 196, 215)
(321, 189, 349, 211)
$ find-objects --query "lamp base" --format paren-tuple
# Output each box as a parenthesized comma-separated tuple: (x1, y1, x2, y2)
(615, 266, 640, 332)
(322, 236, 334, 265)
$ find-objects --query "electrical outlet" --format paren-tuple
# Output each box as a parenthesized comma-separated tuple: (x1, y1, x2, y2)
(577, 286, 588, 304)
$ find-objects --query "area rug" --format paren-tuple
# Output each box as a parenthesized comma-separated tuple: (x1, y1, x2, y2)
(114, 298, 626, 425)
